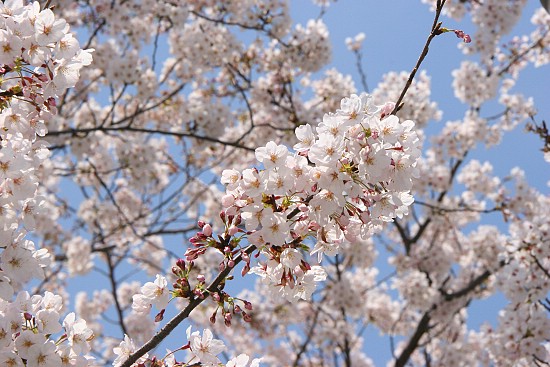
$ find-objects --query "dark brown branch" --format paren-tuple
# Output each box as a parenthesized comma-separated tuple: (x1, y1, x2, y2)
(353, 50, 369, 93)
(48, 125, 256, 152)
(394, 311, 432, 367)
(440, 266, 498, 301)
(106, 252, 128, 336)
(292, 305, 321, 367)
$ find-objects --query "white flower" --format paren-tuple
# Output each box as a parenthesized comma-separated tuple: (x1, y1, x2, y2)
(255, 141, 288, 169)
(0, 351, 23, 367)
(34, 8, 67, 45)
(53, 48, 93, 89)
(280, 248, 303, 269)
(294, 124, 315, 152)
(36, 309, 62, 334)
(292, 266, 327, 300)
(260, 211, 290, 246)
(308, 133, 344, 165)
(131, 293, 152, 314)
(2, 244, 42, 283)
(187, 327, 226, 366)
(26, 340, 61, 367)
(56, 344, 88, 367)
(113, 334, 147, 367)
(134, 274, 170, 311)
(63, 312, 93, 354)
(15, 330, 45, 359)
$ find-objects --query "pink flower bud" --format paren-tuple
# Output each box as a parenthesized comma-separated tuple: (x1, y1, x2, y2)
(176, 258, 186, 269)
(228, 259, 235, 268)
(155, 309, 165, 322)
(197, 274, 205, 282)
(244, 301, 253, 310)
(228, 225, 238, 236)
(197, 220, 206, 228)
(202, 223, 212, 237)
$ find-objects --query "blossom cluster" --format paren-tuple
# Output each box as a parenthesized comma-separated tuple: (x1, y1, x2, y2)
(0, 291, 93, 367)
(219, 93, 420, 301)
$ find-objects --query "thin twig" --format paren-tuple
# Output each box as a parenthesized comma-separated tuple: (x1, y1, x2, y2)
(391, 0, 447, 115)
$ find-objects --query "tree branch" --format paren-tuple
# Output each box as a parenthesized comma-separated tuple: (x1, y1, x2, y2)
(120, 245, 256, 367)
(391, 0, 447, 115)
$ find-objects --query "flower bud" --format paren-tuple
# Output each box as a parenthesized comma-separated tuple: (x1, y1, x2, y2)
(202, 223, 212, 236)
(176, 258, 186, 269)
(155, 309, 165, 322)
(228, 225, 238, 236)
